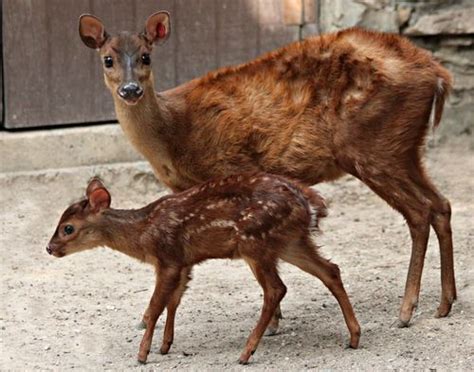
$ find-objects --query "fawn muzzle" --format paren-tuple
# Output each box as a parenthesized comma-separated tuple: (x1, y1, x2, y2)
(46, 243, 65, 257)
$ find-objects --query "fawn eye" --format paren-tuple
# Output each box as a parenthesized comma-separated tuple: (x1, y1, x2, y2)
(141, 53, 151, 65)
(64, 225, 75, 235)
(103, 56, 113, 68)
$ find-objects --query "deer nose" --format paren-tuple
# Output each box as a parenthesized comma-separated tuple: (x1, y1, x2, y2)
(46, 245, 53, 255)
(118, 83, 143, 100)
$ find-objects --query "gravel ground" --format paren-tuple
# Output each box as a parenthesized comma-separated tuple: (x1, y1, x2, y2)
(0, 138, 473, 371)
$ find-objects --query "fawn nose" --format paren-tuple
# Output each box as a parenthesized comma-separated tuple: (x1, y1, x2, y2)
(118, 82, 143, 101)
(46, 245, 53, 255)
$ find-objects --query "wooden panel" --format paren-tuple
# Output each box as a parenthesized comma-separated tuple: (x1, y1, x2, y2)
(0, 2, 3, 125)
(175, 0, 218, 84)
(216, 0, 259, 67)
(2, 0, 305, 128)
(3, 0, 92, 128)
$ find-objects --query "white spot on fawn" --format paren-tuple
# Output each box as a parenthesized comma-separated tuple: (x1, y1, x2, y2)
(309, 205, 318, 229)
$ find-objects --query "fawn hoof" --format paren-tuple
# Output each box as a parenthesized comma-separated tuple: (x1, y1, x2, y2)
(137, 350, 149, 364)
(435, 300, 454, 318)
(396, 319, 410, 328)
(136, 320, 147, 330)
(160, 343, 171, 355)
(238, 350, 255, 365)
(348, 338, 359, 349)
(264, 326, 279, 337)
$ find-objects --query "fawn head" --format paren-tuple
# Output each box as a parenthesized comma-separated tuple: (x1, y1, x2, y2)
(78, 11, 170, 105)
(46, 178, 111, 257)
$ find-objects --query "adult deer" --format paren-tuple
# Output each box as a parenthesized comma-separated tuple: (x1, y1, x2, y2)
(78, 11, 455, 327)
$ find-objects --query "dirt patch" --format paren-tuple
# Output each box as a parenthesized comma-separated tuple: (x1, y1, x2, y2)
(1, 138, 473, 370)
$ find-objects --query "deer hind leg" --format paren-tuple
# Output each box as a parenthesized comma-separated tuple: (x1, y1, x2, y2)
(279, 238, 361, 348)
(352, 165, 433, 327)
(239, 258, 287, 364)
(247, 262, 283, 336)
(408, 165, 456, 318)
(159, 267, 192, 355)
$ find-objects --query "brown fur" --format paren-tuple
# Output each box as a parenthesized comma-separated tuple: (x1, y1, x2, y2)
(79, 15, 455, 326)
(47, 174, 360, 364)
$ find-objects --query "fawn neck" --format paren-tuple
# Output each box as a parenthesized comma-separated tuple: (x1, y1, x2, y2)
(99, 209, 150, 262)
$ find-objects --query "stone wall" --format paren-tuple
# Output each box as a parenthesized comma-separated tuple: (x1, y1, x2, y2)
(301, 0, 473, 140)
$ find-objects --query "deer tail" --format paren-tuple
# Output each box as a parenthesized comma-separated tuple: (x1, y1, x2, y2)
(431, 69, 453, 129)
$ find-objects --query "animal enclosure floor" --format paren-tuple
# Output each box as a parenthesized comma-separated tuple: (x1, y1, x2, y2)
(1, 138, 473, 370)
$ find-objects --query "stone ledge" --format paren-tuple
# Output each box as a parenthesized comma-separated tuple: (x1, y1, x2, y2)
(0, 124, 144, 174)
(404, 7, 474, 36)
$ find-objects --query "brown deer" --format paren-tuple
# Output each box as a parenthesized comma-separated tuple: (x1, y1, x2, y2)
(46, 174, 360, 364)
(78, 12, 455, 327)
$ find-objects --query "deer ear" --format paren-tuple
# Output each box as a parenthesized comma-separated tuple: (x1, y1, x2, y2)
(86, 178, 111, 211)
(88, 188, 111, 212)
(79, 14, 109, 49)
(86, 177, 106, 197)
(144, 11, 170, 44)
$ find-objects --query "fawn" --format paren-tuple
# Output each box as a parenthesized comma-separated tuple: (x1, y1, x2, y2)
(46, 174, 360, 364)
(78, 12, 455, 327)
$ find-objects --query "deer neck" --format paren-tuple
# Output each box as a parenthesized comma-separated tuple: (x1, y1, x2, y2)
(100, 209, 150, 262)
(112, 84, 179, 186)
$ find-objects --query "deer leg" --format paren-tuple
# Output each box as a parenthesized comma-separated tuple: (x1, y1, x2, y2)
(159, 267, 192, 355)
(137, 307, 150, 330)
(408, 167, 456, 317)
(280, 238, 360, 348)
(137, 266, 181, 364)
(354, 169, 432, 327)
(239, 258, 287, 364)
(247, 262, 283, 336)
(265, 304, 283, 336)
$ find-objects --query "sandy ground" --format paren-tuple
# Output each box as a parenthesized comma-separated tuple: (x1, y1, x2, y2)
(1, 138, 473, 371)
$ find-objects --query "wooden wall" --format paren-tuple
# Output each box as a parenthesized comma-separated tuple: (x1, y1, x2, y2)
(2, 0, 310, 129)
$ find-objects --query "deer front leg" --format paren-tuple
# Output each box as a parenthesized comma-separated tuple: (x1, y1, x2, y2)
(137, 308, 150, 330)
(240, 259, 287, 364)
(160, 267, 192, 355)
(137, 266, 181, 364)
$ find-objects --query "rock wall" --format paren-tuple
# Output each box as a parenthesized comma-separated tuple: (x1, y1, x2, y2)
(303, 0, 473, 140)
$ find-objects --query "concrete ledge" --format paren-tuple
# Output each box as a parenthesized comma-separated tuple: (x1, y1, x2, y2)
(0, 160, 167, 202)
(0, 124, 144, 174)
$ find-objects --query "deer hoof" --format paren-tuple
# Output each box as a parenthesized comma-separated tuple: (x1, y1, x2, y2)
(136, 320, 147, 330)
(264, 326, 279, 336)
(396, 319, 410, 328)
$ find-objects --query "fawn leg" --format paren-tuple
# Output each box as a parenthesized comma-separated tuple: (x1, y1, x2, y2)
(409, 166, 456, 317)
(137, 308, 150, 330)
(239, 259, 287, 364)
(266, 304, 283, 336)
(137, 266, 181, 364)
(280, 239, 360, 348)
(160, 267, 192, 355)
(247, 262, 283, 336)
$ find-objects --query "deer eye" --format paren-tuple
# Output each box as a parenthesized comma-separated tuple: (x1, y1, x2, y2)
(103, 56, 113, 68)
(64, 225, 75, 235)
(141, 53, 151, 65)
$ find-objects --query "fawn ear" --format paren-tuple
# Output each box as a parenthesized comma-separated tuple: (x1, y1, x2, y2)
(144, 11, 170, 44)
(79, 14, 109, 49)
(86, 178, 111, 212)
